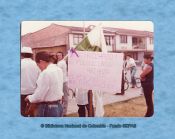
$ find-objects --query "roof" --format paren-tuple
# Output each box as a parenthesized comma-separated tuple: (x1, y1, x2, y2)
(21, 23, 153, 49)
(103, 27, 153, 37)
(21, 24, 70, 48)
(65, 25, 153, 37)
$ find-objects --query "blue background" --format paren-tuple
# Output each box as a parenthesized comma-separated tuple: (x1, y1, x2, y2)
(0, 0, 174, 138)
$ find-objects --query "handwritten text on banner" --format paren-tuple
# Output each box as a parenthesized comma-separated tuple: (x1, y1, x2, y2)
(68, 51, 123, 93)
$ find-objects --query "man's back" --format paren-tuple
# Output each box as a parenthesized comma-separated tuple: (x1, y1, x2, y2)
(29, 64, 64, 103)
(44, 64, 64, 101)
(127, 58, 136, 68)
(21, 58, 40, 95)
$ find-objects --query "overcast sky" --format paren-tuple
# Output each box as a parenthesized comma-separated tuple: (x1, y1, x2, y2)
(21, 21, 153, 35)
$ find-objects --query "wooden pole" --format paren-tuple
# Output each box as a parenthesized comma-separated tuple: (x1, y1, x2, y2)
(115, 69, 125, 95)
(116, 53, 125, 95)
(121, 69, 125, 94)
(88, 90, 94, 117)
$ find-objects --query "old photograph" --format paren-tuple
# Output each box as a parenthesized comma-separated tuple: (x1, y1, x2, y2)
(21, 21, 154, 117)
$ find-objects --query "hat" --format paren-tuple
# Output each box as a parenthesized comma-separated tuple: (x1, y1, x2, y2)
(21, 47, 33, 54)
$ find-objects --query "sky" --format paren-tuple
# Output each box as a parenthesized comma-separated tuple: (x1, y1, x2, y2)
(21, 21, 154, 35)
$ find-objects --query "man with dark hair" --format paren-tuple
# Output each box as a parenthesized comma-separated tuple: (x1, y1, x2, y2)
(126, 54, 137, 88)
(25, 51, 64, 117)
(21, 47, 40, 117)
(140, 53, 154, 117)
(49, 52, 58, 64)
(57, 51, 68, 116)
(35, 51, 50, 63)
(57, 51, 64, 58)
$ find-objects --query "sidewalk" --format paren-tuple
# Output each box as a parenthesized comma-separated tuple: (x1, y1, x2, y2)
(66, 87, 143, 115)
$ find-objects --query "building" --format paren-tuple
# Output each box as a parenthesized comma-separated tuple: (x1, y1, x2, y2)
(21, 23, 153, 63)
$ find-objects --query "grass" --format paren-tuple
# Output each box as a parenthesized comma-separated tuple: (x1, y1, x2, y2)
(67, 96, 148, 117)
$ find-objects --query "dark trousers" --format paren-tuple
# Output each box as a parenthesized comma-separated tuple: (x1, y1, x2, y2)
(142, 83, 154, 117)
(77, 104, 94, 117)
(130, 67, 136, 86)
(21, 95, 28, 117)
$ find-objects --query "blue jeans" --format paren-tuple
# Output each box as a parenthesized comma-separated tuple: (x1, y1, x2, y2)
(130, 67, 136, 86)
(35, 103, 63, 117)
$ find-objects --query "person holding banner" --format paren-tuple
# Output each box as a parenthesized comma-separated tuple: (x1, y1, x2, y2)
(25, 51, 64, 117)
(75, 88, 94, 117)
(75, 89, 88, 117)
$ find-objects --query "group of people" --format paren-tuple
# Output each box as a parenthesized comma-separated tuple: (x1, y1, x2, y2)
(21, 47, 69, 117)
(21, 46, 96, 117)
(21, 46, 154, 117)
(125, 53, 154, 117)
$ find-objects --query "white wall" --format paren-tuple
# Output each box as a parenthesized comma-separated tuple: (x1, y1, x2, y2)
(146, 37, 154, 51)
(68, 34, 77, 48)
(138, 52, 144, 62)
(115, 35, 132, 51)
(69, 34, 73, 48)
(69, 33, 154, 52)
(106, 45, 113, 51)
(69, 33, 113, 51)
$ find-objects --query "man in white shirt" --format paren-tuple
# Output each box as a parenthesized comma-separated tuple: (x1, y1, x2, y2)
(57, 51, 68, 116)
(25, 51, 64, 117)
(126, 54, 137, 88)
(21, 47, 40, 117)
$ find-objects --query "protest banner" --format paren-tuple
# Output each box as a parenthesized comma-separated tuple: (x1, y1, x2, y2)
(68, 51, 123, 93)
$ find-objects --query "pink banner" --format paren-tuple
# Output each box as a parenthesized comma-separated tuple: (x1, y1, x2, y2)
(68, 51, 123, 93)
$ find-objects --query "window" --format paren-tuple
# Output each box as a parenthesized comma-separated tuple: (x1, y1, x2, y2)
(150, 37, 153, 44)
(132, 53, 138, 60)
(105, 35, 114, 46)
(120, 35, 127, 43)
(132, 37, 138, 45)
(73, 34, 83, 45)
